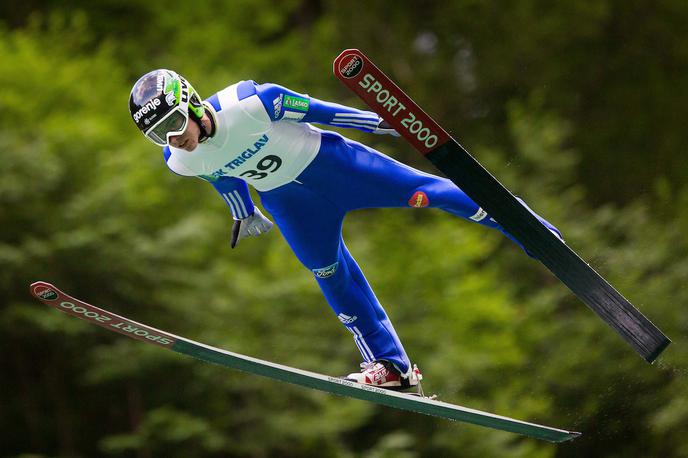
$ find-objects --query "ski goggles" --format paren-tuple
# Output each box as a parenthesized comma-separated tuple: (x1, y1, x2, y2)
(144, 78, 191, 147)
(144, 107, 189, 146)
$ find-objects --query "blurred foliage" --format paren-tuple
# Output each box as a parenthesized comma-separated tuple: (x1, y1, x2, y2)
(1, 1, 687, 457)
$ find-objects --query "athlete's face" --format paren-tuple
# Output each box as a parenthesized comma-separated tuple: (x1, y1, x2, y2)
(168, 117, 200, 152)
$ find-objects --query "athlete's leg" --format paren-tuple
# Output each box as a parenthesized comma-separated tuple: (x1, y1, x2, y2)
(318, 136, 562, 253)
(336, 240, 411, 374)
(377, 172, 564, 254)
(259, 181, 411, 374)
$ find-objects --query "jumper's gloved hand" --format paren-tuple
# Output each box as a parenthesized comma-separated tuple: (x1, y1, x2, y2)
(231, 207, 273, 248)
(372, 118, 400, 137)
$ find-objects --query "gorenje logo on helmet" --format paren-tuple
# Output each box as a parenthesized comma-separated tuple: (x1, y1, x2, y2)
(133, 98, 162, 123)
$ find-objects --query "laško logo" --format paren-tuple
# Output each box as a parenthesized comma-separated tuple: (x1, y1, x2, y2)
(408, 191, 429, 208)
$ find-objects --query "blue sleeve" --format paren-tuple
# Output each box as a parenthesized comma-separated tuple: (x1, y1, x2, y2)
(249, 81, 382, 133)
(205, 176, 255, 219)
(162, 146, 178, 174)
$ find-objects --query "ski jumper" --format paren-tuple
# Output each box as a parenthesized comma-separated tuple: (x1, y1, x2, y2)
(162, 80, 559, 375)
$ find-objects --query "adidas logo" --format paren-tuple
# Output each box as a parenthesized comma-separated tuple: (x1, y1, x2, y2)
(272, 94, 283, 119)
(337, 313, 357, 324)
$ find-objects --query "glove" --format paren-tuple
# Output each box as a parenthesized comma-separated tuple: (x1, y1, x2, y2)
(372, 118, 400, 137)
(231, 207, 274, 248)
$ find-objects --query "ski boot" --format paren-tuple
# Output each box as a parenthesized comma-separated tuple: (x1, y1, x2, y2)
(344, 360, 428, 396)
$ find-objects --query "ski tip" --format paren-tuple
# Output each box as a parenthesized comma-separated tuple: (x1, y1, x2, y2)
(335, 48, 362, 59)
(29, 281, 60, 301)
(333, 49, 364, 77)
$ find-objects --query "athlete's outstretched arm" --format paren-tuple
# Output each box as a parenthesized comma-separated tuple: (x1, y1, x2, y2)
(162, 142, 271, 249)
(202, 175, 273, 248)
(245, 81, 397, 135)
(163, 146, 256, 219)
(202, 175, 256, 220)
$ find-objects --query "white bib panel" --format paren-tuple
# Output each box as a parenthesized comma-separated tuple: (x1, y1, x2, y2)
(166, 82, 322, 191)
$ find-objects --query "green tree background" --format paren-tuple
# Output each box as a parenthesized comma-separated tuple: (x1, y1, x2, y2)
(1, 1, 687, 456)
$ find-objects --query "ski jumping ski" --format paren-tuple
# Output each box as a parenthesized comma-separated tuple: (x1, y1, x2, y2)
(333, 49, 670, 363)
(30, 281, 580, 443)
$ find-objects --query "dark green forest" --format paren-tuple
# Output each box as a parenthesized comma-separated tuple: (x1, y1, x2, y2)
(1, 1, 687, 456)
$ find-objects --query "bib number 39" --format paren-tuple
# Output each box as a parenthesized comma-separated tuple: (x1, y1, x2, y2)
(240, 155, 283, 180)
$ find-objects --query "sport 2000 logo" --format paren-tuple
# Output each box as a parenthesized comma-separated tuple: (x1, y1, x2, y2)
(56, 300, 175, 346)
(338, 53, 363, 79)
(32, 285, 58, 301)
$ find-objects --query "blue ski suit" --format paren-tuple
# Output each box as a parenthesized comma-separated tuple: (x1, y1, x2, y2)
(162, 80, 560, 375)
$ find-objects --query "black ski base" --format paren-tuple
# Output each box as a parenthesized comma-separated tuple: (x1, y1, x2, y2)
(427, 143, 671, 363)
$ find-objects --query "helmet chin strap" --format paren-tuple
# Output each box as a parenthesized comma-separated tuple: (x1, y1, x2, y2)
(190, 108, 215, 143)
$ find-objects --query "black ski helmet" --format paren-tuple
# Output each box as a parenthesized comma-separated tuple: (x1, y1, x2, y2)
(129, 69, 206, 146)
